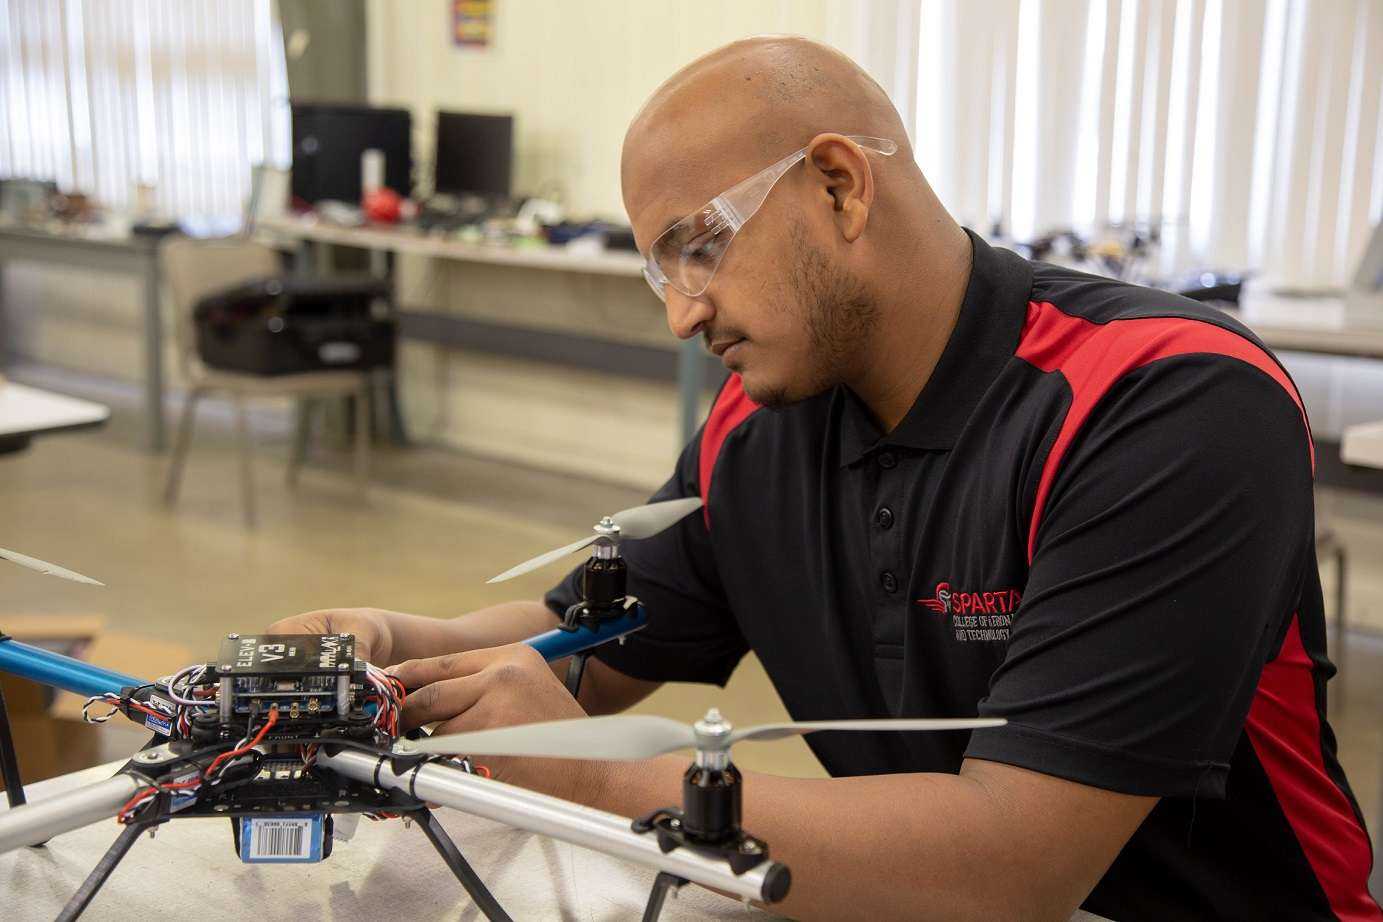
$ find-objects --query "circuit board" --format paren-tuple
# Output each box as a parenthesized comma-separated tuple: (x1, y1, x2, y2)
(213, 634, 366, 721)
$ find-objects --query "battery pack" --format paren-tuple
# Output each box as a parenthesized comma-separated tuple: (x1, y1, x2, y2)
(238, 813, 326, 863)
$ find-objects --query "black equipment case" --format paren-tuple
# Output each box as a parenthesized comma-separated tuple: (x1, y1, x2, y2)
(193, 275, 395, 376)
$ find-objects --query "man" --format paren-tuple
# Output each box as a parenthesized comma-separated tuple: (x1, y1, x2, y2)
(271, 37, 1379, 920)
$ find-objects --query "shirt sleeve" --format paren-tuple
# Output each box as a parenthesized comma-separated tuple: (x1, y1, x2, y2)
(544, 429, 749, 686)
(964, 354, 1315, 798)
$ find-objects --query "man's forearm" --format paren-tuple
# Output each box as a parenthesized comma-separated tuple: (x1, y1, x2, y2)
(378, 600, 556, 663)
(449, 600, 560, 650)
(578, 757, 1131, 922)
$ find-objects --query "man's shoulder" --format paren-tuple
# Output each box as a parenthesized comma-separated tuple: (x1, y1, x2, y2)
(1028, 260, 1251, 329)
(1019, 263, 1294, 401)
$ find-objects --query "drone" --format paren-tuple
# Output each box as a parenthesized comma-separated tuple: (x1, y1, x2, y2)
(0, 503, 1003, 921)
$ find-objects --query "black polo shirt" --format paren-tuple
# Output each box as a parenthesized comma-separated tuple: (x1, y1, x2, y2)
(546, 232, 1380, 920)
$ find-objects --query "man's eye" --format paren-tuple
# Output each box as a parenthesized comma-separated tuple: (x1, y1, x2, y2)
(684, 235, 719, 265)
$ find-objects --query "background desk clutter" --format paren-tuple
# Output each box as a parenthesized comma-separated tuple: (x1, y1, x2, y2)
(1, 0, 1380, 916)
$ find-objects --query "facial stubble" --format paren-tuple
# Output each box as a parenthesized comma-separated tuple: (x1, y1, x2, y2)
(749, 223, 878, 409)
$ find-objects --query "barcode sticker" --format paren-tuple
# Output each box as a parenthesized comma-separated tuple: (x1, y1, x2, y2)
(239, 815, 323, 863)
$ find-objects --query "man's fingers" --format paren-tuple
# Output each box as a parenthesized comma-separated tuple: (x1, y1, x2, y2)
(430, 701, 495, 740)
(388, 648, 504, 691)
(401, 674, 486, 731)
(265, 616, 324, 634)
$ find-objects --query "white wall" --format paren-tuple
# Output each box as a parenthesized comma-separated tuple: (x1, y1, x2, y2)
(358, 0, 873, 488)
(365, 0, 859, 218)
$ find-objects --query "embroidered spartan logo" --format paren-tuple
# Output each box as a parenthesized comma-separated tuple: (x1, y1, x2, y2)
(917, 581, 1023, 643)
(918, 582, 953, 614)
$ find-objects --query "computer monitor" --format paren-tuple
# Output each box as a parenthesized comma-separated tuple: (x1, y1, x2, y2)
(290, 103, 412, 205)
(433, 111, 513, 200)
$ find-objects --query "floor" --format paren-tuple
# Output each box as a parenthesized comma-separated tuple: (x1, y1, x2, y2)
(2, 375, 1381, 900)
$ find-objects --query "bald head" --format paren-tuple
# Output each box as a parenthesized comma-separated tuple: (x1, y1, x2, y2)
(621, 36, 913, 237)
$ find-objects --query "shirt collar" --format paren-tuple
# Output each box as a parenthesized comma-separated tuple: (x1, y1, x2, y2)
(838, 229, 1033, 465)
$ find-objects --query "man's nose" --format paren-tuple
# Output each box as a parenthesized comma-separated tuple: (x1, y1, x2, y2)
(665, 288, 715, 341)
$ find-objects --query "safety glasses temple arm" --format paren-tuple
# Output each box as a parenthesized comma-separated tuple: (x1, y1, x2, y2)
(718, 135, 897, 231)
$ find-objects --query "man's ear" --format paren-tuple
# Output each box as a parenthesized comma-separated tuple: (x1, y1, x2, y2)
(805, 133, 876, 243)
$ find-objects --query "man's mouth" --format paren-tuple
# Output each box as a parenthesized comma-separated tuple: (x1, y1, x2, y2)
(709, 337, 745, 358)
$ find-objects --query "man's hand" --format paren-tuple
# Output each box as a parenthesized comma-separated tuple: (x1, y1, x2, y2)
(265, 607, 396, 666)
(265, 600, 577, 672)
(389, 643, 600, 802)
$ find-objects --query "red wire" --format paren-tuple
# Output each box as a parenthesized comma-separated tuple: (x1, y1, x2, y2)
(119, 707, 282, 824)
(204, 707, 279, 778)
(121, 673, 412, 825)
(116, 777, 202, 823)
(124, 699, 171, 722)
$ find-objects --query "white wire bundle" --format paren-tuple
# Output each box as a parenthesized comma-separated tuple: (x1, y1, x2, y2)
(160, 663, 217, 736)
(81, 693, 123, 724)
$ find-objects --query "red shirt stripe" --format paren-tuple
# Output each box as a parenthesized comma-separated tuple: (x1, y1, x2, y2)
(698, 374, 761, 528)
(1246, 615, 1382, 921)
(1015, 299, 1313, 564)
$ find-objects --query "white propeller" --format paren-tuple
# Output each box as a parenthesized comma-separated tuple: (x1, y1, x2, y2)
(485, 497, 702, 584)
(396, 710, 1005, 761)
(0, 546, 104, 586)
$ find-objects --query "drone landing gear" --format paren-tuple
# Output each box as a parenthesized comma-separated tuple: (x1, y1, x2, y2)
(42, 807, 516, 922)
(641, 871, 690, 922)
(414, 806, 514, 922)
(0, 677, 28, 810)
(563, 651, 590, 698)
(55, 817, 161, 921)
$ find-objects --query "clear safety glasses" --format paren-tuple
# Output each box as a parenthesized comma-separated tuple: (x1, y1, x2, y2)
(641, 136, 898, 302)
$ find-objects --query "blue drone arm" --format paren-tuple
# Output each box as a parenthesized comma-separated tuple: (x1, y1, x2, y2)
(523, 602, 647, 661)
(0, 635, 145, 699)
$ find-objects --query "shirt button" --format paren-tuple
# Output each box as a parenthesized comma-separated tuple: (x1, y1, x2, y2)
(880, 570, 898, 593)
(877, 451, 897, 470)
(875, 506, 894, 529)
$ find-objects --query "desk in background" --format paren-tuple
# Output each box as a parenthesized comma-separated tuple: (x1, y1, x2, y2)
(8, 217, 1358, 467)
(257, 215, 714, 444)
(0, 225, 162, 451)
(1342, 422, 1383, 470)
(0, 379, 109, 454)
(1232, 289, 1383, 360)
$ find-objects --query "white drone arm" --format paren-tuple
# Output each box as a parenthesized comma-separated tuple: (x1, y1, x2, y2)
(317, 747, 787, 904)
(0, 772, 143, 853)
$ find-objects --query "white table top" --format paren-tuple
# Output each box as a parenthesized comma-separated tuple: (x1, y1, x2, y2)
(0, 381, 109, 439)
(0, 221, 158, 252)
(1229, 289, 1383, 359)
(1342, 421, 1383, 470)
(257, 215, 647, 279)
(0, 760, 760, 921)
